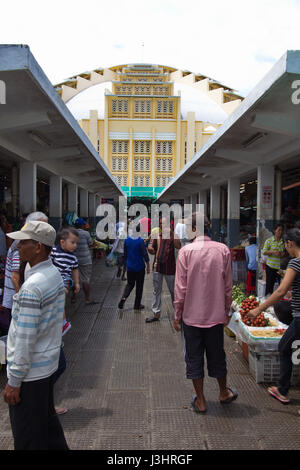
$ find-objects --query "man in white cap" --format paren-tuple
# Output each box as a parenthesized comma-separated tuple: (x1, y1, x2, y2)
(2, 220, 69, 450)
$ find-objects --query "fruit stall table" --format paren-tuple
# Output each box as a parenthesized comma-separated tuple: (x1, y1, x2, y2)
(227, 295, 300, 383)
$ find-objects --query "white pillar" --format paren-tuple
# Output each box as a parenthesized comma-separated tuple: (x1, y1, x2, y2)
(198, 190, 207, 216)
(79, 188, 89, 218)
(275, 168, 282, 222)
(227, 177, 240, 248)
(19, 162, 36, 214)
(88, 193, 96, 218)
(257, 165, 275, 282)
(68, 183, 78, 213)
(49, 175, 62, 230)
(210, 185, 220, 240)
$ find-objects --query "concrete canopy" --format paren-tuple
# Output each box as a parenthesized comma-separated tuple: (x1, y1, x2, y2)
(0, 44, 124, 198)
(157, 50, 300, 202)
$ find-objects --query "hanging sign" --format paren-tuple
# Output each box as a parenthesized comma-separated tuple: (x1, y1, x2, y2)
(262, 186, 273, 209)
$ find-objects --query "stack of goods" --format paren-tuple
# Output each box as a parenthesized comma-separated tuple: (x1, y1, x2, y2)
(232, 285, 247, 309)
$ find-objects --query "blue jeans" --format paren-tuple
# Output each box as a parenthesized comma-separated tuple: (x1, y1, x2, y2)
(277, 317, 300, 396)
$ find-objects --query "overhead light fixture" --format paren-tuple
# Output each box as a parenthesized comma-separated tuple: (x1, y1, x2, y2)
(242, 132, 267, 149)
(28, 131, 51, 148)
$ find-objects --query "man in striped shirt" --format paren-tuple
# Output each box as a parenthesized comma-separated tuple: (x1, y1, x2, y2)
(3, 221, 68, 450)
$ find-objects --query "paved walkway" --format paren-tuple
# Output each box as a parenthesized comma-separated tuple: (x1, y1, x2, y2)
(0, 257, 300, 450)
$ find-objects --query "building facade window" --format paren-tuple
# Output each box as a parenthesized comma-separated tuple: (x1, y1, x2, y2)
(113, 174, 128, 186)
(133, 175, 150, 187)
(134, 157, 150, 172)
(156, 141, 173, 155)
(155, 175, 171, 187)
(156, 158, 173, 172)
(112, 140, 128, 154)
(112, 157, 128, 172)
(134, 140, 151, 154)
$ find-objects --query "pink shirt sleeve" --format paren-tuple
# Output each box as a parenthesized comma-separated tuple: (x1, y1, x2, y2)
(224, 248, 233, 313)
(174, 249, 187, 321)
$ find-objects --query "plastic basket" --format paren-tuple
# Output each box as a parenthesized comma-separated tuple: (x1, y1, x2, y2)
(249, 349, 300, 384)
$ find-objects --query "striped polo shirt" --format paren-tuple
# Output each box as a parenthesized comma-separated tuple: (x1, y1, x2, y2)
(7, 258, 65, 387)
(263, 236, 285, 270)
(288, 257, 300, 317)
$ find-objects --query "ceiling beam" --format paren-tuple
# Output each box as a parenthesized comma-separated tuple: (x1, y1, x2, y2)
(0, 111, 51, 132)
(31, 146, 81, 162)
(251, 112, 300, 138)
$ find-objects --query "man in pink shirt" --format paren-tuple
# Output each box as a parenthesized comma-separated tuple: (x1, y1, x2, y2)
(173, 214, 238, 413)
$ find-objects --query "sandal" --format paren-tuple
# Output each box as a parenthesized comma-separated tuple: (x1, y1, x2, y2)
(190, 395, 207, 414)
(55, 406, 68, 415)
(220, 387, 238, 404)
(268, 386, 290, 404)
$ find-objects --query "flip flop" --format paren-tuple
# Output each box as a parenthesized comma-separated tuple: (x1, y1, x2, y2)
(55, 407, 68, 415)
(85, 300, 99, 306)
(190, 395, 206, 414)
(220, 387, 238, 404)
(268, 387, 290, 404)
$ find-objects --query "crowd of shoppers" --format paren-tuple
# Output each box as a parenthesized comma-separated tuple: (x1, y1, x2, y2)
(1, 206, 300, 450)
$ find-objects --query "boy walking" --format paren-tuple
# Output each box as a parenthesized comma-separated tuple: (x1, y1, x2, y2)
(51, 227, 80, 335)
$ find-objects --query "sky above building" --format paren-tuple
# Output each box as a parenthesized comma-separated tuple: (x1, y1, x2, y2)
(1, 0, 300, 97)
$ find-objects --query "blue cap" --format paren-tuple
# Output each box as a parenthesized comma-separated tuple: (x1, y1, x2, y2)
(75, 217, 86, 227)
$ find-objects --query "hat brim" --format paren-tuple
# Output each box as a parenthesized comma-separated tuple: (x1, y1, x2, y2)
(7, 231, 33, 241)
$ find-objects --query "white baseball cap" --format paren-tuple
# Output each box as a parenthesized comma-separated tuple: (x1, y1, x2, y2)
(7, 220, 56, 247)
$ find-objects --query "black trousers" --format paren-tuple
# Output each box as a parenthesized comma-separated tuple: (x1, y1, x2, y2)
(122, 269, 145, 308)
(9, 373, 69, 450)
(265, 264, 281, 296)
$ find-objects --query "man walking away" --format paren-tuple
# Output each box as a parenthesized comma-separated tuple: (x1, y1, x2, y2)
(3, 221, 69, 450)
(146, 217, 181, 323)
(173, 214, 237, 413)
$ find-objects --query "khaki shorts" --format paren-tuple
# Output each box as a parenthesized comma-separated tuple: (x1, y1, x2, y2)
(79, 264, 92, 283)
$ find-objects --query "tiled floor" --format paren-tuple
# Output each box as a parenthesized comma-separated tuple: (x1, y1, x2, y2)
(0, 257, 299, 450)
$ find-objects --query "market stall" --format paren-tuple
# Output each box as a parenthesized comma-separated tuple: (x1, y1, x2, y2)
(228, 287, 300, 384)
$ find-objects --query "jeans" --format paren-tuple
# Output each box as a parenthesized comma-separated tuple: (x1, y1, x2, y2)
(152, 272, 175, 317)
(277, 317, 300, 396)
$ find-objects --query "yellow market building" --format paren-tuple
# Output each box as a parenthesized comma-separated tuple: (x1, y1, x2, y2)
(55, 64, 243, 201)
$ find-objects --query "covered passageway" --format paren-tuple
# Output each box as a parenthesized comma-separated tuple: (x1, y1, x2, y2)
(0, 45, 124, 230)
(157, 50, 300, 281)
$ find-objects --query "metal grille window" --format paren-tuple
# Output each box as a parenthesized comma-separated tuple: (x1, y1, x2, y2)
(112, 141, 128, 154)
(113, 174, 128, 186)
(134, 86, 151, 95)
(112, 99, 128, 113)
(156, 158, 173, 172)
(153, 86, 169, 96)
(157, 100, 174, 114)
(155, 176, 170, 187)
(133, 175, 150, 187)
(134, 141, 151, 154)
(156, 141, 173, 154)
(112, 157, 128, 171)
(134, 100, 151, 113)
(134, 158, 150, 172)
